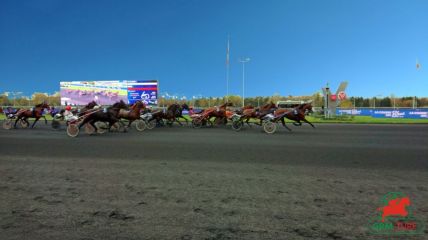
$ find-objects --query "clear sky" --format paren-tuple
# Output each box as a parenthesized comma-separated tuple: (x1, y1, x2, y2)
(1, 0, 427, 98)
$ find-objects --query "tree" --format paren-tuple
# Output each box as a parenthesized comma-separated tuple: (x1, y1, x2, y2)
(339, 100, 353, 108)
(31, 93, 49, 104)
(0, 94, 11, 106)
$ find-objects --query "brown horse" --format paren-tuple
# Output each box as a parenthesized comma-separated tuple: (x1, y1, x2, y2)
(275, 103, 315, 129)
(14, 102, 50, 128)
(203, 102, 233, 125)
(240, 102, 277, 127)
(118, 100, 146, 127)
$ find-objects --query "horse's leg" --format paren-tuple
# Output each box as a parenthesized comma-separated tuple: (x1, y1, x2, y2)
(14, 116, 20, 128)
(182, 116, 189, 125)
(294, 120, 302, 126)
(31, 117, 40, 128)
(108, 117, 119, 132)
(302, 117, 315, 128)
(78, 116, 91, 129)
(88, 119, 98, 134)
(246, 117, 252, 127)
(281, 118, 292, 131)
(176, 117, 183, 126)
(42, 115, 47, 125)
(24, 117, 31, 127)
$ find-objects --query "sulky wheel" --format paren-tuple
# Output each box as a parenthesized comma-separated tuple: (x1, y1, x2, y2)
(263, 121, 277, 134)
(84, 123, 96, 135)
(111, 121, 125, 132)
(51, 120, 61, 129)
(205, 119, 214, 128)
(95, 122, 108, 134)
(2, 119, 13, 130)
(166, 119, 173, 127)
(66, 123, 79, 137)
(145, 120, 156, 130)
(20, 119, 29, 128)
(192, 118, 202, 128)
(135, 119, 146, 131)
(231, 120, 243, 131)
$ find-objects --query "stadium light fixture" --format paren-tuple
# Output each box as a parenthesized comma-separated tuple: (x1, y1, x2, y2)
(239, 57, 251, 107)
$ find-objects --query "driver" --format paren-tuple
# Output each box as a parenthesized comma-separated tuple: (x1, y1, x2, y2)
(64, 105, 78, 122)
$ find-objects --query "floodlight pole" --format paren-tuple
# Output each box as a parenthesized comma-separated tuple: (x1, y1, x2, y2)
(239, 57, 250, 107)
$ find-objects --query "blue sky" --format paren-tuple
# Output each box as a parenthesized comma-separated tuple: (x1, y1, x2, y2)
(0, 0, 427, 98)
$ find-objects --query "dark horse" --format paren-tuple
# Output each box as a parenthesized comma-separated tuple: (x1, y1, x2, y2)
(14, 102, 50, 128)
(150, 103, 190, 126)
(240, 102, 277, 126)
(78, 101, 98, 116)
(275, 103, 315, 129)
(78, 100, 129, 133)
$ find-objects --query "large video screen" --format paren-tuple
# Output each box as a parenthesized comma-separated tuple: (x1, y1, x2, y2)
(127, 80, 158, 105)
(60, 80, 158, 106)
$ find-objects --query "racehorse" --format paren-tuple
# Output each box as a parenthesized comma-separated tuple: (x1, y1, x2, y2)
(150, 103, 190, 126)
(78, 100, 129, 133)
(239, 102, 277, 127)
(117, 100, 146, 127)
(203, 102, 233, 125)
(14, 102, 50, 128)
(275, 103, 315, 129)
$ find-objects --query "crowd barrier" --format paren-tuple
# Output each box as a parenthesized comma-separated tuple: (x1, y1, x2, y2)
(336, 108, 428, 119)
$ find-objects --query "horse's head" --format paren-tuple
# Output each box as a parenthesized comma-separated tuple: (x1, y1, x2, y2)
(35, 102, 50, 110)
(260, 102, 277, 111)
(400, 197, 411, 207)
(112, 100, 129, 110)
(268, 102, 277, 109)
(181, 103, 190, 111)
(86, 101, 97, 109)
(134, 101, 146, 110)
(219, 102, 233, 109)
(301, 103, 313, 114)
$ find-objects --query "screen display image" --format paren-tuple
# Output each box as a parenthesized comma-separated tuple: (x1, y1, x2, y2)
(127, 80, 158, 105)
(60, 81, 128, 106)
(60, 80, 158, 105)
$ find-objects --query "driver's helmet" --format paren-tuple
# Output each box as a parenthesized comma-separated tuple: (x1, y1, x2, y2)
(65, 106, 72, 111)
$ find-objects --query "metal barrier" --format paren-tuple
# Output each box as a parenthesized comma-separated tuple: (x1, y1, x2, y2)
(337, 108, 428, 119)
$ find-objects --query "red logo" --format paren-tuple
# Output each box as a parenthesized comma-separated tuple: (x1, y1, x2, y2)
(377, 197, 410, 222)
(368, 192, 425, 235)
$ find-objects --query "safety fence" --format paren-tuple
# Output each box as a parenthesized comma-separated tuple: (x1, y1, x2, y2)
(337, 108, 428, 119)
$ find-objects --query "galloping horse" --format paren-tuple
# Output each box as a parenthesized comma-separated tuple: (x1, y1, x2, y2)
(78, 100, 129, 133)
(239, 102, 277, 126)
(118, 100, 146, 127)
(203, 102, 233, 125)
(14, 102, 50, 128)
(275, 103, 315, 129)
(150, 103, 190, 126)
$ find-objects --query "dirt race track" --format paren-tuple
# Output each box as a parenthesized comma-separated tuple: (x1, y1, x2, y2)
(1, 123, 427, 240)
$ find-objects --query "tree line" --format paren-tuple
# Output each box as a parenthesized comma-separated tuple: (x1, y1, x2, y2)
(1, 92, 427, 108)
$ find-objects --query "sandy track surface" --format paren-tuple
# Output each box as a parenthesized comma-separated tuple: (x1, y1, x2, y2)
(1, 123, 427, 239)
